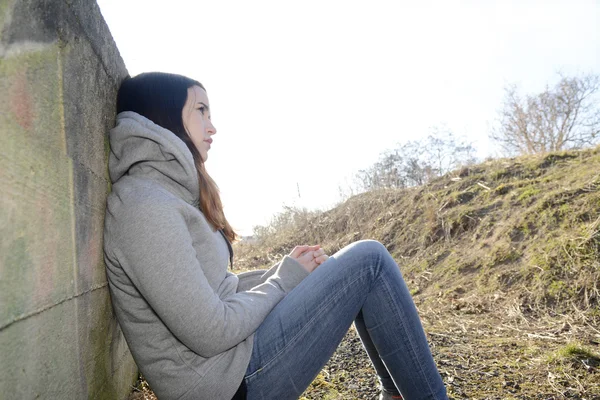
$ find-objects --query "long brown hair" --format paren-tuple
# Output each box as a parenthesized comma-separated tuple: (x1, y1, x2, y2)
(116, 72, 237, 242)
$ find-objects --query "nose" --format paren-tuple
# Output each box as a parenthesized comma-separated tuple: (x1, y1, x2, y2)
(207, 120, 217, 136)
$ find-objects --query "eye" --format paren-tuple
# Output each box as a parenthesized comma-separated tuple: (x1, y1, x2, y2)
(197, 106, 205, 114)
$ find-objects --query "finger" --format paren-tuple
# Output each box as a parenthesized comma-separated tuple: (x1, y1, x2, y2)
(289, 245, 309, 258)
(313, 248, 325, 258)
(297, 245, 321, 257)
(307, 257, 320, 272)
(303, 245, 321, 252)
(297, 250, 316, 263)
(303, 252, 327, 271)
(295, 254, 317, 273)
(315, 254, 329, 264)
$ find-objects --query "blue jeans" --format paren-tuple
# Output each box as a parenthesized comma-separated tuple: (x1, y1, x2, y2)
(243, 240, 448, 400)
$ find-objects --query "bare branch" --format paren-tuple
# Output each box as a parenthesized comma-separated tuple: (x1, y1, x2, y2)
(490, 73, 600, 155)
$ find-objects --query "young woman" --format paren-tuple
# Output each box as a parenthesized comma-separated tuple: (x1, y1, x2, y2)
(104, 72, 448, 400)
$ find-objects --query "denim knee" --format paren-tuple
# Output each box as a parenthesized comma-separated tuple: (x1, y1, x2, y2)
(344, 239, 388, 261)
(335, 240, 389, 276)
(351, 239, 387, 254)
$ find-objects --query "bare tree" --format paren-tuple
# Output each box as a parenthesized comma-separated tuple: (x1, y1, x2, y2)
(354, 128, 476, 192)
(356, 150, 405, 191)
(420, 128, 477, 177)
(491, 73, 600, 155)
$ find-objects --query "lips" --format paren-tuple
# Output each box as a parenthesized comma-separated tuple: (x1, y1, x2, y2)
(204, 138, 213, 145)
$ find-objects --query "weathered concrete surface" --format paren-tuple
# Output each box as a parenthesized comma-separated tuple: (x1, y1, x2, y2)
(0, 0, 136, 398)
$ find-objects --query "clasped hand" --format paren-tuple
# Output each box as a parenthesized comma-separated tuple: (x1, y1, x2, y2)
(288, 245, 329, 273)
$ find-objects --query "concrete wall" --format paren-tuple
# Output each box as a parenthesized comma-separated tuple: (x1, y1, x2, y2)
(0, 0, 137, 398)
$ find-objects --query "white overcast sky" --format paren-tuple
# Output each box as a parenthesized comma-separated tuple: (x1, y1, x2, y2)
(97, 0, 599, 236)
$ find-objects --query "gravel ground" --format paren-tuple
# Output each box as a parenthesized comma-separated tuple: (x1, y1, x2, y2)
(300, 327, 380, 400)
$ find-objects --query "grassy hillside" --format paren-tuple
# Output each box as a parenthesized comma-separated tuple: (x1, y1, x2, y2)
(231, 147, 600, 399)
(236, 148, 600, 315)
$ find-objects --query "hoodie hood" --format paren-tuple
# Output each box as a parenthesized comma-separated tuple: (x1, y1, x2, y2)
(108, 111, 199, 204)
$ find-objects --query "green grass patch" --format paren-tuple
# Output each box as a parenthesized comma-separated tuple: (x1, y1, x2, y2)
(548, 342, 600, 366)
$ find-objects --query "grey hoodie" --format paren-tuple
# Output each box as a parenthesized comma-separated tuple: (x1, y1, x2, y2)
(103, 111, 309, 400)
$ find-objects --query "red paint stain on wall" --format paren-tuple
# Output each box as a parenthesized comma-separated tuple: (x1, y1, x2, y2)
(10, 70, 34, 130)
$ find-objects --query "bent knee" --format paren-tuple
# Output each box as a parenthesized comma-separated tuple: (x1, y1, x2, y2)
(346, 239, 388, 257)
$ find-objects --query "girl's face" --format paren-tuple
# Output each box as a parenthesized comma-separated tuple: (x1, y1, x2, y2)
(182, 85, 217, 162)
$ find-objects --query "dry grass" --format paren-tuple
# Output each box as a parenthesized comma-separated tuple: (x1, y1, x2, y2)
(236, 147, 600, 315)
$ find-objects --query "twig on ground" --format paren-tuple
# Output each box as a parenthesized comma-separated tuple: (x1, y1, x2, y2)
(526, 333, 559, 340)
